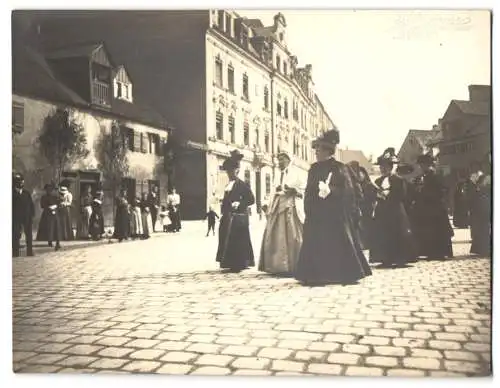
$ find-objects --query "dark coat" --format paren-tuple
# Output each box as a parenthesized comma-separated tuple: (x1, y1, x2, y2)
(469, 174, 491, 256)
(411, 170, 454, 258)
(370, 174, 417, 265)
(295, 158, 371, 284)
(36, 193, 61, 242)
(216, 179, 255, 271)
(13, 189, 35, 224)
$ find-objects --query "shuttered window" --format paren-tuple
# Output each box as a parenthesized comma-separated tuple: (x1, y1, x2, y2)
(12, 103, 24, 135)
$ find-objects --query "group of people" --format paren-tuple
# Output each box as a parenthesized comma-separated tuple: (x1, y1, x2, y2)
(214, 129, 491, 286)
(12, 175, 105, 256)
(113, 187, 182, 242)
(453, 160, 492, 256)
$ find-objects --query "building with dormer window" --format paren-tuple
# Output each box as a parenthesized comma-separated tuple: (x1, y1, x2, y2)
(12, 30, 171, 229)
(14, 10, 335, 219)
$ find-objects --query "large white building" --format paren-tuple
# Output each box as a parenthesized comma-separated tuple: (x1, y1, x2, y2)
(17, 10, 335, 219)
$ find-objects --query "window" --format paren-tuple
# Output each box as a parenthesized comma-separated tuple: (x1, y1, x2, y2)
(242, 73, 249, 100)
(276, 55, 281, 72)
(216, 111, 224, 140)
(217, 10, 224, 28)
(255, 129, 260, 148)
(148, 133, 157, 154)
(264, 132, 270, 152)
(124, 84, 129, 99)
(244, 170, 251, 186)
(243, 120, 249, 146)
(284, 98, 289, 119)
(264, 86, 269, 110)
(12, 102, 24, 135)
(283, 62, 288, 76)
(225, 13, 232, 34)
(117, 82, 123, 98)
(228, 65, 234, 93)
(229, 115, 235, 143)
(140, 133, 148, 153)
(125, 127, 134, 151)
(265, 174, 271, 195)
(215, 57, 223, 88)
(240, 28, 249, 48)
(277, 100, 282, 116)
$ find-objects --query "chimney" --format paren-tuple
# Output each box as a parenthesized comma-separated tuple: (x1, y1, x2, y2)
(468, 85, 491, 102)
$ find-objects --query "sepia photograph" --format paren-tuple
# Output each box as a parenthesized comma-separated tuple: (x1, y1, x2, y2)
(8, 1, 493, 381)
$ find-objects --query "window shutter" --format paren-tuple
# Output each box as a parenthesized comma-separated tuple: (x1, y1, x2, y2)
(133, 131, 141, 152)
(140, 133, 147, 153)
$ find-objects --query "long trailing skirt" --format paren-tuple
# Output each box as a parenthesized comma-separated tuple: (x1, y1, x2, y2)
(259, 194, 303, 275)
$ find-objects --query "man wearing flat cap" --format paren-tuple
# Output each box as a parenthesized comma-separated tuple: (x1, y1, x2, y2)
(294, 129, 371, 285)
(12, 173, 35, 257)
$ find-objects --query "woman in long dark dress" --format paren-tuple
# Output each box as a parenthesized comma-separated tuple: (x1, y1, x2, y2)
(113, 189, 130, 242)
(412, 153, 454, 259)
(36, 183, 61, 250)
(469, 159, 491, 256)
(294, 129, 371, 286)
(453, 180, 470, 229)
(216, 150, 255, 273)
(370, 148, 417, 267)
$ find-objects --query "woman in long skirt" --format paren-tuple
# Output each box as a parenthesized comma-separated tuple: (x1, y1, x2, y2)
(259, 151, 305, 275)
(113, 189, 130, 242)
(216, 150, 255, 273)
(36, 183, 61, 250)
(58, 183, 74, 240)
(141, 193, 153, 239)
(370, 148, 417, 267)
(77, 184, 93, 239)
(469, 160, 491, 256)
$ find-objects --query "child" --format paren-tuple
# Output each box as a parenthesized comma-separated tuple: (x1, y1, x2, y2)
(205, 206, 219, 236)
(159, 206, 171, 233)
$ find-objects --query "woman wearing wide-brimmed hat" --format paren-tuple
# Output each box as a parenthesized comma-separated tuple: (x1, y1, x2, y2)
(412, 152, 454, 259)
(215, 150, 256, 272)
(259, 150, 305, 275)
(294, 129, 371, 285)
(370, 148, 417, 267)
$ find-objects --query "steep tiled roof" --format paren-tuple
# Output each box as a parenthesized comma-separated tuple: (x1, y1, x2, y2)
(12, 39, 168, 129)
(336, 149, 373, 173)
(45, 42, 102, 59)
(452, 100, 491, 116)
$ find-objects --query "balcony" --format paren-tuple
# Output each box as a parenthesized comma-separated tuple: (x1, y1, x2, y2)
(92, 80, 111, 107)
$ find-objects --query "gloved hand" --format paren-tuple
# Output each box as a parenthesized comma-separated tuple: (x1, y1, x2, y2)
(318, 172, 332, 199)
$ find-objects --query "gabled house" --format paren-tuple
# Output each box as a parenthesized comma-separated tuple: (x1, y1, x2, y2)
(12, 36, 171, 229)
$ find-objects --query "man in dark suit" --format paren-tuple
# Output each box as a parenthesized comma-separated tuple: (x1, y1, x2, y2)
(147, 185, 161, 232)
(13, 173, 35, 257)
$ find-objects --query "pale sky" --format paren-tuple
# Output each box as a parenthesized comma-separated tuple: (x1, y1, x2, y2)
(241, 10, 491, 158)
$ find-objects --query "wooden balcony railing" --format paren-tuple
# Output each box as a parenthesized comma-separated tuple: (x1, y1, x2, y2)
(92, 80, 110, 107)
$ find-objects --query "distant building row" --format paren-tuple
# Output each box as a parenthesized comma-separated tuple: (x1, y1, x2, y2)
(12, 10, 335, 220)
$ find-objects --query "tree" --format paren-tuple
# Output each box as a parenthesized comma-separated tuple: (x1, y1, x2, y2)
(37, 107, 90, 184)
(95, 121, 130, 206)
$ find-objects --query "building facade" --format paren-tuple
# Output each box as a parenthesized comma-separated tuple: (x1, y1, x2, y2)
(12, 33, 170, 229)
(17, 10, 335, 219)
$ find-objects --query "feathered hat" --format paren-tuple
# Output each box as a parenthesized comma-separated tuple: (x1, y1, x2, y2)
(221, 149, 244, 171)
(376, 147, 399, 165)
(312, 129, 340, 150)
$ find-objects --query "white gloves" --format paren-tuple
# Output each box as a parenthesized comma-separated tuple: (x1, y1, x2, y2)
(231, 201, 240, 210)
(318, 172, 332, 199)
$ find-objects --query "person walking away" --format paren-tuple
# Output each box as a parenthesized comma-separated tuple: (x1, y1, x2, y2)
(370, 148, 417, 267)
(36, 182, 61, 251)
(468, 159, 491, 256)
(159, 206, 171, 232)
(167, 188, 182, 232)
(113, 188, 130, 242)
(147, 185, 161, 232)
(205, 206, 219, 236)
(89, 198, 104, 241)
(77, 184, 93, 240)
(412, 152, 454, 259)
(294, 129, 371, 286)
(259, 151, 305, 276)
(215, 150, 256, 273)
(58, 182, 74, 240)
(141, 192, 153, 239)
(13, 173, 35, 257)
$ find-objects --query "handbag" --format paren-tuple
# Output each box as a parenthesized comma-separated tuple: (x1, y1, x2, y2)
(230, 212, 249, 228)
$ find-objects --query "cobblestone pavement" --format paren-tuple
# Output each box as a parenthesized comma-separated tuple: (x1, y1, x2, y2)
(12, 224, 491, 376)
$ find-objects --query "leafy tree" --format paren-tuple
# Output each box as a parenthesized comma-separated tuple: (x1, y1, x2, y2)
(95, 121, 130, 206)
(37, 107, 90, 184)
